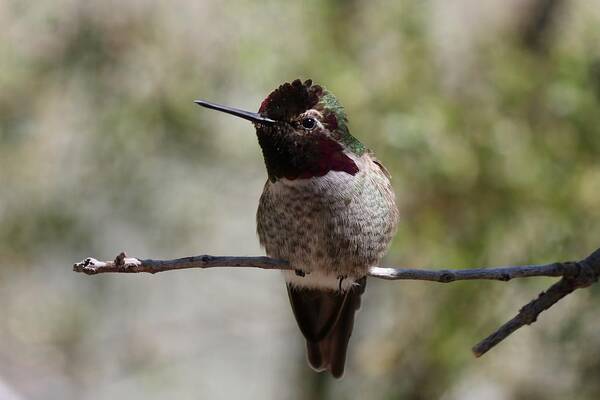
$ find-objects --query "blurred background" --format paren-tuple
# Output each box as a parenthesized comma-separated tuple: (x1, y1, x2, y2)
(1, 0, 600, 398)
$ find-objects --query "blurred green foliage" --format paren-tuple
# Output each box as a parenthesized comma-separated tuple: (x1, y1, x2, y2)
(1, 1, 600, 399)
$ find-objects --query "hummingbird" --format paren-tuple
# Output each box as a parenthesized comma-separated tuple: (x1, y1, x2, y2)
(195, 79, 398, 378)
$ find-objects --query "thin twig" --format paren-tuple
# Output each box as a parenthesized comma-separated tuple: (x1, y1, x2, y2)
(472, 248, 600, 356)
(73, 252, 289, 275)
(73, 248, 600, 357)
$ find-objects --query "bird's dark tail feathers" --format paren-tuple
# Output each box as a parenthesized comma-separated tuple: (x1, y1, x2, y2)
(287, 277, 367, 378)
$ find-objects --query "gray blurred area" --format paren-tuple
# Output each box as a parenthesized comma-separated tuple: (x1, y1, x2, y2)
(2, 0, 600, 399)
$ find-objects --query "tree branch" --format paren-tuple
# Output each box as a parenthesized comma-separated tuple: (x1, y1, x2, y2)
(73, 248, 600, 358)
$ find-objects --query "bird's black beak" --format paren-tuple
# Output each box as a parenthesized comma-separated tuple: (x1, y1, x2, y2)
(194, 100, 276, 125)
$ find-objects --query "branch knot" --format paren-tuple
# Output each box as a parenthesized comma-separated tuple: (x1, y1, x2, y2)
(438, 270, 455, 283)
(568, 261, 599, 289)
(114, 252, 127, 267)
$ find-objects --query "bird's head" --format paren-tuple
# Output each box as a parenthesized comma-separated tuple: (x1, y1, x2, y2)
(196, 79, 365, 181)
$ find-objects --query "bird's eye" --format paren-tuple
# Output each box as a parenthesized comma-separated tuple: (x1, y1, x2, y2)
(301, 117, 316, 129)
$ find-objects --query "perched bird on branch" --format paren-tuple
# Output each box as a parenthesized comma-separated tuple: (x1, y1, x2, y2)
(195, 79, 398, 378)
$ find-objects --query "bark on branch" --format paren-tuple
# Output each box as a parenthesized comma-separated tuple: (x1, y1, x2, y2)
(73, 248, 600, 358)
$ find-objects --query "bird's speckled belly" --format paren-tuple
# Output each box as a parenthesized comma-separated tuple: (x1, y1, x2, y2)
(256, 156, 398, 289)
